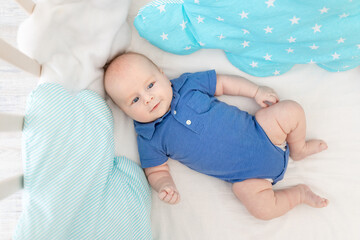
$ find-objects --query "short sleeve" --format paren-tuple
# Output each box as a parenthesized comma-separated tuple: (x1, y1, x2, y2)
(186, 70, 217, 96)
(137, 136, 168, 168)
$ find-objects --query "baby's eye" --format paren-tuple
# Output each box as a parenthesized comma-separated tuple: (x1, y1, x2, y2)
(132, 97, 139, 104)
(147, 82, 154, 89)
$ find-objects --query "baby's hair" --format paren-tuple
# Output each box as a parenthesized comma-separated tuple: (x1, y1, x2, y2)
(103, 52, 122, 71)
(103, 51, 158, 72)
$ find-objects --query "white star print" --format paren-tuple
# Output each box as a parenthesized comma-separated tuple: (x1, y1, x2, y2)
(312, 24, 322, 33)
(310, 44, 319, 50)
(160, 32, 168, 40)
(273, 70, 280, 75)
(250, 61, 258, 68)
(288, 37, 296, 43)
(332, 52, 340, 59)
(242, 41, 250, 48)
(194, 0, 200, 4)
(265, 0, 275, 8)
(289, 16, 300, 25)
(145, 2, 359, 75)
(264, 53, 272, 61)
(286, 48, 294, 53)
(157, 5, 166, 13)
(197, 15, 204, 23)
(216, 16, 224, 21)
(239, 11, 249, 19)
(217, 34, 226, 40)
(180, 20, 187, 30)
(319, 7, 329, 14)
(264, 26, 273, 33)
(337, 38, 346, 44)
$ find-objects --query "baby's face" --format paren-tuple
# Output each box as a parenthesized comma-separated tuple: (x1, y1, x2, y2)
(105, 54, 173, 123)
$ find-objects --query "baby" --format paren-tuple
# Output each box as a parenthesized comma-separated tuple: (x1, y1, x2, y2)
(104, 52, 329, 220)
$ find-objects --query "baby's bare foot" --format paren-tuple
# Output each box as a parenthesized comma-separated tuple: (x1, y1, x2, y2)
(298, 184, 329, 208)
(290, 139, 328, 161)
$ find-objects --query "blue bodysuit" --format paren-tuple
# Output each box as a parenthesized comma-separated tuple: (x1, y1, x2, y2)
(134, 70, 289, 184)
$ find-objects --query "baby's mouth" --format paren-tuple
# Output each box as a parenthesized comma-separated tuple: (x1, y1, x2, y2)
(151, 102, 160, 112)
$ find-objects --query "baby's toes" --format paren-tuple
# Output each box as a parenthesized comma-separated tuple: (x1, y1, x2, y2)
(320, 198, 329, 207)
(319, 141, 328, 151)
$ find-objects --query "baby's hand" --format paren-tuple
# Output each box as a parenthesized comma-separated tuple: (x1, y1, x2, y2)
(254, 86, 279, 107)
(158, 185, 180, 204)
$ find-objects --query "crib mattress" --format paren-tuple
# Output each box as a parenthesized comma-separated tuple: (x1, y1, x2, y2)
(14, 0, 360, 239)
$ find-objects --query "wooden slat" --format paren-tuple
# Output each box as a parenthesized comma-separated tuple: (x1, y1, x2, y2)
(0, 174, 24, 200)
(0, 113, 24, 132)
(0, 38, 41, 77)
(13, 0, 36, 14)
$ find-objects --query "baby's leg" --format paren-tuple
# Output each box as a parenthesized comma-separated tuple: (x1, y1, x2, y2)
(232, 179, 329, 220)
(255, 100, 327, 160)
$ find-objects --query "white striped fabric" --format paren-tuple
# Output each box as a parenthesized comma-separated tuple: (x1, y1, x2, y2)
(13, 83, 152, 239)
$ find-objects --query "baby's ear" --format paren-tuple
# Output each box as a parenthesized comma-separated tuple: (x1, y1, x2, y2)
(161, 69, 168, 78)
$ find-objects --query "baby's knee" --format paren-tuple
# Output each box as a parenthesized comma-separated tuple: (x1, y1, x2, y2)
(281, 100, 303, 111)
(280, 100, 304, 119)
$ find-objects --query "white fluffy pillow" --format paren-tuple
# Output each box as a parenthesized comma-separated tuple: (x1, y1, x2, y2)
(17, 0, 131, 97)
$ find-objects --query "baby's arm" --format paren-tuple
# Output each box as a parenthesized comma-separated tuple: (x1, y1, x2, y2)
(215, 74, 279, 107)
(145, 162, 180, 204)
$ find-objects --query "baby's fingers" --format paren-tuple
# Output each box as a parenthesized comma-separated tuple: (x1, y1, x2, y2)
(267, 94, 279, 104)
(158, 190, 168, 200)
(168, 192, 180, 204)
(273, 93, 279, 102)
(162, 190, 174, 202)
(159, 187, 180, 204)
(258, 101, 269, 108)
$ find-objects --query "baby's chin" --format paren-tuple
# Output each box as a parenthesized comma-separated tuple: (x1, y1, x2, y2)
(134, 113, 162, 123)
(133, 102, 171, 123)
(139, 111, 169, 123)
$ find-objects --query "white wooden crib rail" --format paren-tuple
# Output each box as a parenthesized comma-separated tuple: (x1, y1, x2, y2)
(0, 0, 40, 200)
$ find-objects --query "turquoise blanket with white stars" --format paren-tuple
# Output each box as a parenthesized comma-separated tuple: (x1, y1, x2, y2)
(134, 0, 360, 77)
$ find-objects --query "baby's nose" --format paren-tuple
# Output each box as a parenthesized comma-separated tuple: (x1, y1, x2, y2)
(144, 95, 154, 104)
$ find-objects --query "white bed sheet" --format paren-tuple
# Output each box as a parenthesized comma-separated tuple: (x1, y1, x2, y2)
(113, 1, 360, 239)
(17, 0, 360, 239)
